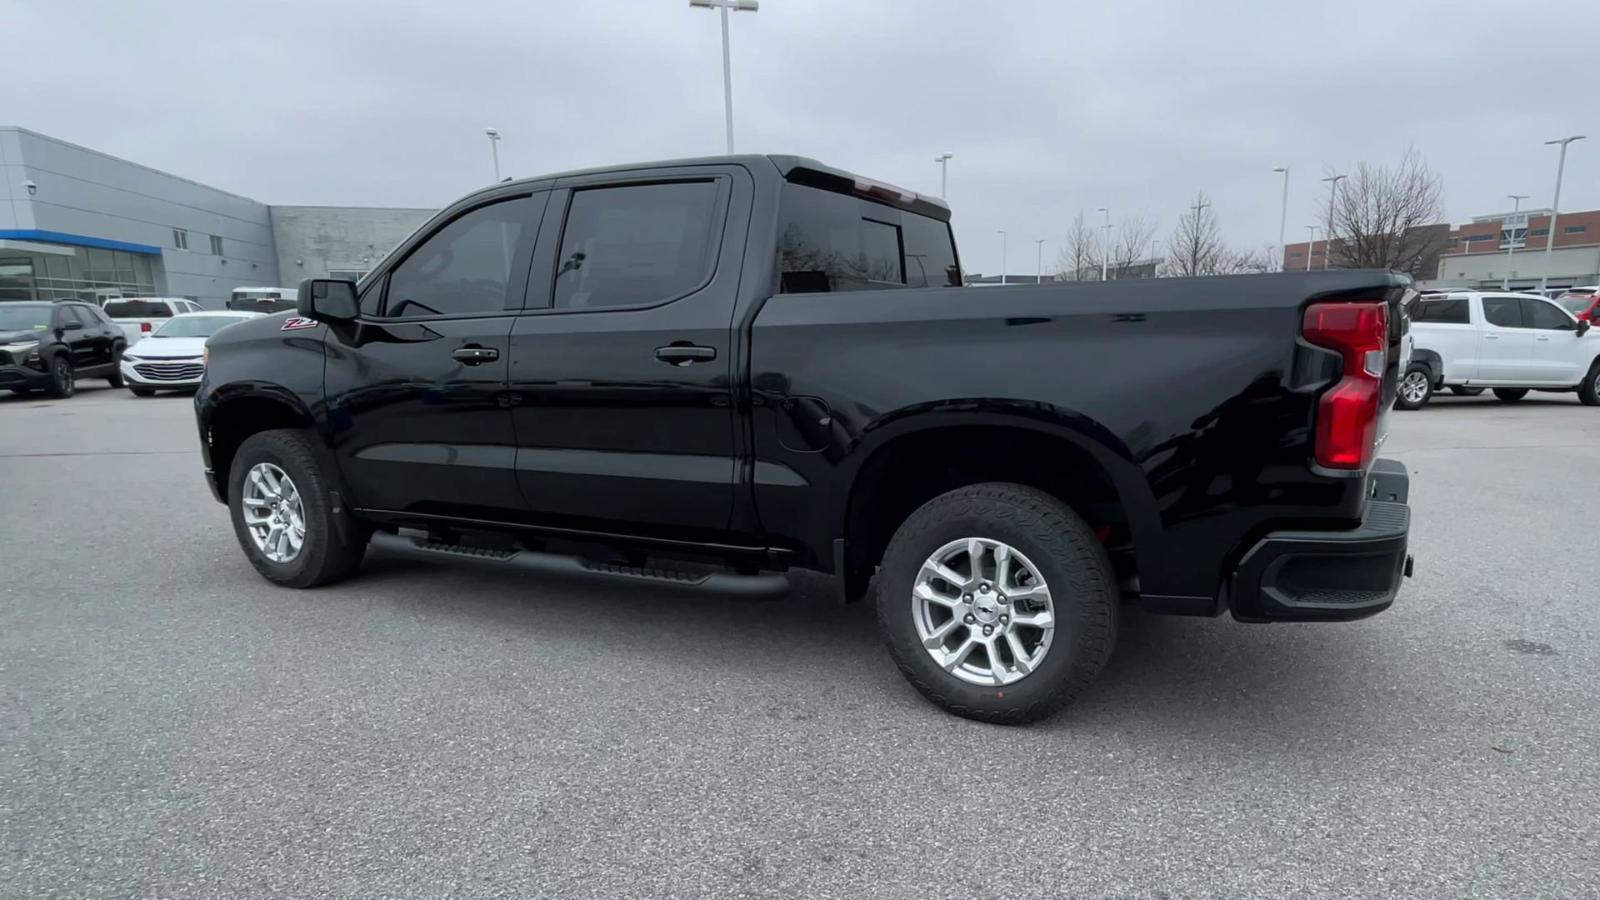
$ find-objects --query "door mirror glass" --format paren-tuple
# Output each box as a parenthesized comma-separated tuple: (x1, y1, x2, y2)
(297, 278, 359, 322)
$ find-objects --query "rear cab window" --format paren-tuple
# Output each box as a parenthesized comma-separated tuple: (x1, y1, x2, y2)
(777, 181, 960, 294)
(1414, 299, 1469, 324)
(103, 300, 176, 319)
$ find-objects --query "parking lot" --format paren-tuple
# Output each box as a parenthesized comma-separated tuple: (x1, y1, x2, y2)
(2, 385, 1597, 898)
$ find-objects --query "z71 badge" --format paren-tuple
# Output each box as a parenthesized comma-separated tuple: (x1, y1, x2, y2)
(280, 316, 320, 331)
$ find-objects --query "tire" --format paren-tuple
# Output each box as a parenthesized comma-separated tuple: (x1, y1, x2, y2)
(1578, 362, 1600, 407)
(1450, 386, 1485, 397)
(227, 429, 370, 588)
(876, 483, 1117, 725)
(106, 350, 124, 387)
(1493, 388, 1528, 403)
(46, 355, 74, 398)
(129, 387, 156, 397)
(1395, 365, 1433, 410)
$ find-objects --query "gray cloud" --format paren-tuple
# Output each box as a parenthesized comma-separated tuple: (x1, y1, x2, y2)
(4, 0, 1596, 276)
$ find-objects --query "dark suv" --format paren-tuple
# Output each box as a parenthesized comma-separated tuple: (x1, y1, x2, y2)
(0, 301, 127, 397)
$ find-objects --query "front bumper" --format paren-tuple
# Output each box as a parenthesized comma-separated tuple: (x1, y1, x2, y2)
(0, 364, 53, 390)
(121, 357, 204, 390)
(1228, 458, 1413, 622)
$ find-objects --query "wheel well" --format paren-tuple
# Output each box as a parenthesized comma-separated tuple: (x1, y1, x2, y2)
(842, 425, 1130, 599)
(208, 397, 313, 490)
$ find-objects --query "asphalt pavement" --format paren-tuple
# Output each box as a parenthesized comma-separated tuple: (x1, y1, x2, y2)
(3, 384, 1598, 899)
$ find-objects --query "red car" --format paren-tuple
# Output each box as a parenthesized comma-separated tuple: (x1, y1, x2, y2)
(1557, 287, 1600, 322)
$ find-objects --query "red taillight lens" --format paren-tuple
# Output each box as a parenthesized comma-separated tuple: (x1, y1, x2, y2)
(140, 322, 152, 333)
(1302, 301, 1388, 469)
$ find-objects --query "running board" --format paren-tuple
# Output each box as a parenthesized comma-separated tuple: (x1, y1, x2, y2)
(369, 531, 791, 600)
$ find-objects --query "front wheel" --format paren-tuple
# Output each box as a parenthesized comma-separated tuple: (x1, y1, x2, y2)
(227, 429, 370, 588)
(46, 356, 74, 398)
(876, 483, 1117, 725)
(1395, 366, 1433, 410)
(1578, 363, 1600, 407)
(1493, 388, 1529, 403)
(106, 349, 125, 387)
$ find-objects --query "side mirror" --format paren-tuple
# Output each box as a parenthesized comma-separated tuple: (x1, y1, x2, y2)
(1578, 320, 1592, 337)
(297, 277, 359, 323)
(61, 320, 83, 332)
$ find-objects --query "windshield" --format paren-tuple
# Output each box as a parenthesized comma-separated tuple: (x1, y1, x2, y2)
(151, 315, 248, 338)
(1558, 293, 1594, 314)
(0, 304, 52, 333)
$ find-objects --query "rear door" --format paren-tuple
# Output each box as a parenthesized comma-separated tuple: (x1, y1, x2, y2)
(1521, 296, 1586, 385)
(323, 191, 547, 518)
(1476, 296, 1534, 382)
(1412, 298, 1477, 380)
(506, 166, 748, 538)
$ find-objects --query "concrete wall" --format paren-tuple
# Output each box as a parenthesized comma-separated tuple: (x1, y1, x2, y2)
(1, 127, 279, 306)
(269, 206, 435, 287)
(1424, 243, 1600, 291)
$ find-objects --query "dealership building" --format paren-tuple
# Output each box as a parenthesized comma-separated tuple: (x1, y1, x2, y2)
(0, 127, 434, 307)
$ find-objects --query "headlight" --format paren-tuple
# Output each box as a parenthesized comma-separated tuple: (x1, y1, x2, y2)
(123, 353, 142, 362)
(3, 341, 40, 364)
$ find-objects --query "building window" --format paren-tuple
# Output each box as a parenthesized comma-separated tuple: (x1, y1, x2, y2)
(1499, 226, 1526, 250)
(173, 229, 189, 250)
(1289, 250, 1303, 258)
(1564, 225, 1587, 235)
(1530, 228, 1549, 237)
(209, 235, 224, 256)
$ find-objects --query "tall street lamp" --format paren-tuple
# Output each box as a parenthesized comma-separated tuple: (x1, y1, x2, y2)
(485, 127, 502, 181)
(1034, 239, 1045, 283)
(689, 0, 760, 154)
(935, 153, 953, 200)
(1273, 166, 1290, 271)
(1304, 225, 1320, 272)
(1321, 173, 1346, 270)
(1503, 193, 1528, 291)
(1539, 135, 1585, 292)
(998, 230, 1008, 285)
(1097, 207, 1111, 281)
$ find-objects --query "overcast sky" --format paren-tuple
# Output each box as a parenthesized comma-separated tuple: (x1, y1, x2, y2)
(4, 0, 1597, 275)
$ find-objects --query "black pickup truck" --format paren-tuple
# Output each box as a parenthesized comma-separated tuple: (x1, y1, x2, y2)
(195, 155, 1413, 723)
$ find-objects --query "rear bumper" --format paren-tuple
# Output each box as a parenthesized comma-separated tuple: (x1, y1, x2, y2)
(1228, 459, 1413, 622)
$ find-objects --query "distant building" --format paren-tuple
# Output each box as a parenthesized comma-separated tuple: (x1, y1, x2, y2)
(0, 127, 435, 307)
(1048, 257, 1164, 283)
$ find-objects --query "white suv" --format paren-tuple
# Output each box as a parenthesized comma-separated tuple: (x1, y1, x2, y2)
(1400, 291, 1600, 409)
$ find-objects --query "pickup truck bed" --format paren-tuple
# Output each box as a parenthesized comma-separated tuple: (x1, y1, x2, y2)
(194, 154, 1414, 723)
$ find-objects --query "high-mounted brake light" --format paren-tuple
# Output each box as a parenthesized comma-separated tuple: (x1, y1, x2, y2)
(140, 322, 152, 333)
(1302, 301, 1388, 470)
(853, 178, 918, 205)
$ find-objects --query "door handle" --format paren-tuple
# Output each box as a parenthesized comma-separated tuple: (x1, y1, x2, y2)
(1535, 336, 1551, 342)
(451, 345, 500, 365)
(654, 344, 717, 366)
(1483, 334, 1500, 340)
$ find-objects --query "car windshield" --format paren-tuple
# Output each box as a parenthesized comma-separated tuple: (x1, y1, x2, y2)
(1558, 293, 1593, 314)
(0, 304, 52, 333)
(151, 315, 247, 338)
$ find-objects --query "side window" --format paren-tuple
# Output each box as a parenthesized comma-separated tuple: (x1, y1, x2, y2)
(57, 306, 85, 327)
(552, 181, 722, 310)
(359, 274, 387, 317)
(776, 184, 959, 293)
(1523, 298, 1575, 331)
(901, 213, 962, 288)
(1482, 297, 1523, 328)
(1418, 299, 1468, 323)
(385, 196, 536, 318)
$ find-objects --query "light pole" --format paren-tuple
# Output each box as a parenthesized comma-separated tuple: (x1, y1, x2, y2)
(998, 230, 1007, 285)
(689, 0, 759, 154)
(1304, 225, 1320, 272)
(1321, 173, 1346, 270)
(1272, 166, 1290, 271)
(1539, 135, 1585, 292)
(1097, 207, 1111, 281)
(485, 127, 502, 181)
(1503, 193, 1528, 291)
(1034, 239, 1045, 283)
(935, 153, 953, 200)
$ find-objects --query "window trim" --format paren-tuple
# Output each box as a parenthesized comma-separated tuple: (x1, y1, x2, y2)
(362, 192, 547, 323)
(522, 176, 733, 317)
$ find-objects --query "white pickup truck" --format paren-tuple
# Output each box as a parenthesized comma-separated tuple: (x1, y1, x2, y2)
(1400, 290, 1600, 409)
(101, 298, 204, 347)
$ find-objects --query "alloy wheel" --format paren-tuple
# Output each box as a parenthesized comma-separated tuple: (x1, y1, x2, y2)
(1400, 371, 1428, 404)
(912, 537, 1056, 687)
(242, 462, 306, 563)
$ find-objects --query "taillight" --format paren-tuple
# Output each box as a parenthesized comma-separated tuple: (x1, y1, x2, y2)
(1302, 301, 1388, 470)
(140, 322, 152, 333)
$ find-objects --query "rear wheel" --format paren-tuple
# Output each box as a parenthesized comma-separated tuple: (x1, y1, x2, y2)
(1395, 366, 1433, 410)
(876, 483, 1117, 725)
(1450, 386, 1484, 397)
(227, 429, 370, 588)
(1493, 388, 1529, 403)
(1578, 363, 1600, 407)
(46, 356, 74, 398)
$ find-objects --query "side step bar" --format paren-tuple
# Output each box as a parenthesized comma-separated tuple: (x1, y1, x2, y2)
(369, 531, 792, 601)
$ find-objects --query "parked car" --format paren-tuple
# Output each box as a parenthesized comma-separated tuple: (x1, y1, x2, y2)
(1399, 290, 1600, 409)
(0, 300, 127, 397)
(103, 297, 204, 347)
(1555, 286, 1600, 323)
(121, 311, 259, 396)
(226, 287, 298, 314)
(194, 155, 1414, 724)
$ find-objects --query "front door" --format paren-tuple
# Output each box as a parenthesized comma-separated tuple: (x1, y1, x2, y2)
(1476, 296, 1534, 382)
(1521, 297, 1585, 385)
(507, 170, 748, 540)
(323, 191, 548, 519)
(54, 305, 101, 371)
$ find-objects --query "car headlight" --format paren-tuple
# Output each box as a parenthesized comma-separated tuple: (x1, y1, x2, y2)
(3, 340, 40, 364)
(123, 353, 142, 362)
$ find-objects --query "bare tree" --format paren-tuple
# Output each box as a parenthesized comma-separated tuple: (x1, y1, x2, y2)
(1324, 149, 1446, 275)
(1163, 191, 1228, 276)
(1217, 245, 1277, 275)
(1054, 212, 1101, 281)
(1107, 215, 1158, 278)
